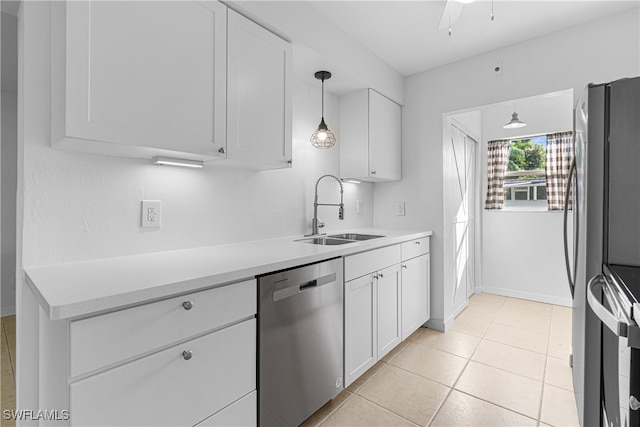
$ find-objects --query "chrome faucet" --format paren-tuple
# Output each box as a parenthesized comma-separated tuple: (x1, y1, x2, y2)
(309, 174, 344, 236)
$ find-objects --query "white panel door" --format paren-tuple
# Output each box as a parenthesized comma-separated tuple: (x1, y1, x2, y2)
(451, 125, 477, 315)
(376, 264, 401, 358)
(401, 254, 430, 340)
(369, 89, 401, 181)
(344, 274, 376, 386)
(62, 1, 227, 157)
(226, 9, 292, 170)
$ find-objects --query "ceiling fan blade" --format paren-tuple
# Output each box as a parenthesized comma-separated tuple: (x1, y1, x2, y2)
(437, 0, 464, 30)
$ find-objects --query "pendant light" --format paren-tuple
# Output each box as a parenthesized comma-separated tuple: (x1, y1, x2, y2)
(503, 109, 527, 129)
(310, 71, 336, 149)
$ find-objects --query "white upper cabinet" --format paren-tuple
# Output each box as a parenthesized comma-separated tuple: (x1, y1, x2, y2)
(226, 10, 293, 170)
(51, 1, 228, 161)
(340, 89, 402, 182)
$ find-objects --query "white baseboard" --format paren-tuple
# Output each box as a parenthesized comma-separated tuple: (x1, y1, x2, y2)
(481, 286, 572, 307)
(425, 313, 455, 332)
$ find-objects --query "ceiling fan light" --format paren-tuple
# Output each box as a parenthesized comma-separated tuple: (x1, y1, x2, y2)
(503, 112, 527, 129)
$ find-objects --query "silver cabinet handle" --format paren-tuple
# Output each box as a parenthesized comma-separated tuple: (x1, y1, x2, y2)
(287, 159, 292, 165)
(182, 301, 193, 310)
(415, 241, 421, 245)
(218, 147, 226, 154)
(402, 265, 407, 269)
(182, 350, 193, 360)
(378, 272, 384, 278)
(586, 275, 627, 337)
(371, 170, 377, 175)
(372, 274, 378, 280)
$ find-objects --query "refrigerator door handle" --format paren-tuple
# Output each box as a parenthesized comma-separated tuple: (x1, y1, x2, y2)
(587, 274, 628, 338)
(563, 157, 576, 298)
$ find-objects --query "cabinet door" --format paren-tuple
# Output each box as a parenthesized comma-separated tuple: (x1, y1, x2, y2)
(377, 264, 401, 358)
(401, 254, 430, 340)
(369, 89, 401, 181)
(226, 10, 292, 170)
(53, 1, 227, 160)
(344, 274, 376, 387)
(70, 319, 256, 427)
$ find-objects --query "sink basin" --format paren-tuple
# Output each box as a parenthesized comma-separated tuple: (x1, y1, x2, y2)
(295, 237, 354, 246)
(327, 233, 385, 241)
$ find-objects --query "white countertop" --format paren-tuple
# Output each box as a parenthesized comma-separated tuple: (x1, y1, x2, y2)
(24, 228, 432, 320)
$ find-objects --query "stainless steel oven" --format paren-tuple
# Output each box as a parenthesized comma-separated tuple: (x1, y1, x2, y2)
(587, 265, 640, 426)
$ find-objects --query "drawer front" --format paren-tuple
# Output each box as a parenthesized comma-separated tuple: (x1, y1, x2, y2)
(70, 279, 256, 377)
(401, 237, 430, 260)
(345, 244, 401, 282)
(196, 390, 257, 427)
(70, 319, 256, 427)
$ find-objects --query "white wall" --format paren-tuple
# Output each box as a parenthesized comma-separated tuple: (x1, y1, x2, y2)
(481, 90, 574, 307)
(2, 11, 18, 316)
(373, 9, 640, 329)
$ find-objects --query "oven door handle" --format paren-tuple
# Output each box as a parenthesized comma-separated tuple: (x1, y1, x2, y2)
(587, 274, 628, 338)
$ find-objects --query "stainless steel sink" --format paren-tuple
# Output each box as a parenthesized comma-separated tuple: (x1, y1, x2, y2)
(327, 233, 385, 241)
(295, 237, 354, 245)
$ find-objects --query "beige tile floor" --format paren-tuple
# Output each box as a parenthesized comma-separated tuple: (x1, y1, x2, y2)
(1, 315, 16, 427)
(302, 294, 580, 427)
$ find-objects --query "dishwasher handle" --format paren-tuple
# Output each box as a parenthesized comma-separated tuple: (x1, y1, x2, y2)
(272, 273, 337, 302)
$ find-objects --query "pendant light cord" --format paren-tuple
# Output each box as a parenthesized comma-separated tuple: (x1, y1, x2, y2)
(321, 77, 325, 120)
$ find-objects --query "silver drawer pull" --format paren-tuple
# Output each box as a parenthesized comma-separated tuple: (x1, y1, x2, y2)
(415, 241, 421, 245)
(402, 265, 407, 269)
(371, 170, 377, 175)
(182, 301, 193, 310)
(182, 350, 193, 361)
(378, 272, 384, 278)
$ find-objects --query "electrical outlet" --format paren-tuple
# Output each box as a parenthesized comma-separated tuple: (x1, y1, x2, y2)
(356, 200, 363, 214)
(141, 200, 162, 228)
(396, 201, 406, 216)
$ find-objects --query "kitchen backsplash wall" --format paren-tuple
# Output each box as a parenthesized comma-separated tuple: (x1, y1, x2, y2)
(21, 72, 374, 266)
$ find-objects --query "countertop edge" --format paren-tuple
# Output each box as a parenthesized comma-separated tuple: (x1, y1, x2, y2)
(25, 229, 433, 321)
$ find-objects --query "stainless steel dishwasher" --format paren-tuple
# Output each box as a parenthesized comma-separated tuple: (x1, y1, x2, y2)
(258, 257, 344, 426)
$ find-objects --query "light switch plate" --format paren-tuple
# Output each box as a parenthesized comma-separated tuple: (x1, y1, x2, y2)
(396, 201, 406, 216)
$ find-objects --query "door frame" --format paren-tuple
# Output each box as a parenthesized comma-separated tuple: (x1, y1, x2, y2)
(442, 114, 482, 330)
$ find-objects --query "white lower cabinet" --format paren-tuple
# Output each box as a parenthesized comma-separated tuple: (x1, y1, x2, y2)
(70, 319, 256, 426)
(344, 246, 401, 387)
(63, 279, 258, 427)
(345, 237, 431, 387)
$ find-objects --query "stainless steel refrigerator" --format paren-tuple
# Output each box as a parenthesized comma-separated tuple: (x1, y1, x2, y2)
(567, 77, 640, 427)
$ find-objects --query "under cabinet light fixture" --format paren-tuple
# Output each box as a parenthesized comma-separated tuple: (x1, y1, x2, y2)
(310, 71, 336, 149)
(152, 157, 204, 168)
(341, 179, 362, 184)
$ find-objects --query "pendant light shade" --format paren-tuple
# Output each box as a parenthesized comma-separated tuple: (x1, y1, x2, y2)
(311, 71, 336, 149)
(503, 111, 527, 129)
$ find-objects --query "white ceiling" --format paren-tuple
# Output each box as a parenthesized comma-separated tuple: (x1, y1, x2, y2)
(307, 0, 640, 76)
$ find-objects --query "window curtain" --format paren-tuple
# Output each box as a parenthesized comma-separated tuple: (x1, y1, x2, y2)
(545, 131, 574, 210)
(484, 140, 512, 210)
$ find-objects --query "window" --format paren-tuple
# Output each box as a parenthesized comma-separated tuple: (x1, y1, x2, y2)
(503, 136, 547, 209)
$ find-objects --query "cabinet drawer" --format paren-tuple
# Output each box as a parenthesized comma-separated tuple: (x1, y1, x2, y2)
(70, 319, 256, 427)
(70, 279, 256, 377)
(196, 390, 257, 426)
(401, 237, 430, 260)
(345, 245, 400, 282)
